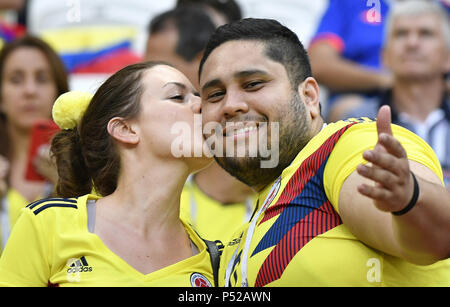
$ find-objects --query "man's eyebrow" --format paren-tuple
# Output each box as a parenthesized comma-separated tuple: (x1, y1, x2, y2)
(201, 69, 269, 93)
(234, 69, 269, 79)
(201, 79, 222, 93)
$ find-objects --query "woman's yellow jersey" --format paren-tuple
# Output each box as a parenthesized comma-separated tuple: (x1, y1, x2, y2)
(0, 194, 215, 287)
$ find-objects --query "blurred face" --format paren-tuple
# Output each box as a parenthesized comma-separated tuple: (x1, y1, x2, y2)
(134, 64, 210, 168)
(145, 28, 201, 89)
(199, 40, 312, 190)
(1, 47, 58, 131)
(384, 13, 450, 80)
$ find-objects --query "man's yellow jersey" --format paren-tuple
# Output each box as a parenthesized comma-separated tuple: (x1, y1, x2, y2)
(0, 194, 215, 287)
(219, 118, 450, 287)
(180, 176, 256, 244)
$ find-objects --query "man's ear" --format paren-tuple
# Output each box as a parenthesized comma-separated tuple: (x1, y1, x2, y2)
(298, 77, 321, 119)
(107, 117, 139, 145)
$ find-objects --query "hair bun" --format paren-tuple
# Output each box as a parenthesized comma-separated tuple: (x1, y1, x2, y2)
(52, 91, 93, 130)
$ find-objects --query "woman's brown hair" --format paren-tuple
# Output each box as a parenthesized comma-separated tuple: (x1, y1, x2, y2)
(0, 35, 69, 159)
(51, 61, 170, 198)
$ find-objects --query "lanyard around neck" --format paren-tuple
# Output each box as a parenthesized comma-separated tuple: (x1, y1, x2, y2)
(225, 176, 281, 287)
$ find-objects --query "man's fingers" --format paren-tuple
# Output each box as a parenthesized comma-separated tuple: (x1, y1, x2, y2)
(357, 164, 402, 188)
(357, 183, 392, 205)
(376, 105, 393, 137)
(363, 135, 408, 172)
(377, 133, 407, 159)
(362, 151, 402, 177)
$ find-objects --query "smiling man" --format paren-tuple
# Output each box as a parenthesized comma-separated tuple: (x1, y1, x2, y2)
(200, 29, 316, 192)
(199, 18, 450, 286)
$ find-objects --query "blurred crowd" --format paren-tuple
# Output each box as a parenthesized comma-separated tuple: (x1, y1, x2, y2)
(0, 0, 448, 254)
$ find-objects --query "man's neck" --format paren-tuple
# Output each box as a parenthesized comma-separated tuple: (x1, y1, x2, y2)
(392, 78, 445, 122)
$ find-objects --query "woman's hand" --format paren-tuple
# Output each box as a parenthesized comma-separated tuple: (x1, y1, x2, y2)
(33, 144, 58, 185)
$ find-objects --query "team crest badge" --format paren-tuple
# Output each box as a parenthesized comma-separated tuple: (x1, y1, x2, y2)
(190, 273, 212, 287)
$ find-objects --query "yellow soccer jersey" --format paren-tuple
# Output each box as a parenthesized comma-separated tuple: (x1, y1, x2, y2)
(180, 176, 256, 243)
(0, 194, 216, 287)
(1, 188, 50, 253)
(219, 118, 450, 287)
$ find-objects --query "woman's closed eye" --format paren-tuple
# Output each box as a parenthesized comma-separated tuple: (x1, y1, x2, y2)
(169, 94, 185, 101)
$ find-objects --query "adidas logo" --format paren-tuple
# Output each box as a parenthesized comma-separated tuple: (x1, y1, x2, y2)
(66, 256, 93, 273)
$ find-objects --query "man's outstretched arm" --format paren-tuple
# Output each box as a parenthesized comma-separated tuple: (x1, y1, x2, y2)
(339, 105, 450, 265)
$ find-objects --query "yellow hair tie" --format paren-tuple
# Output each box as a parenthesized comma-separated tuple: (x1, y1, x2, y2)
(52, 91, 94, 130)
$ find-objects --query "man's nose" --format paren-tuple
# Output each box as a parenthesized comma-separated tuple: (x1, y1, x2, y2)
(221, 89, 249, 119)
(405, 32, 421, 48)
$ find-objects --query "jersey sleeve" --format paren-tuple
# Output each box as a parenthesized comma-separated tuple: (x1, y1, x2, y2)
(0, 207, 50, 286)
(324, 121, 444, 215)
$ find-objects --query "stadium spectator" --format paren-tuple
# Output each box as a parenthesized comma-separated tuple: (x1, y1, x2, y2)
(0, 0, 26, 48)
(145, 6, 217, 89)
(176, 0, 242, 26)
(309, 0, 449, 122)
(0, 36, 68, 252)
(308, 0, 393, 122)
(343, 0, 450, 189)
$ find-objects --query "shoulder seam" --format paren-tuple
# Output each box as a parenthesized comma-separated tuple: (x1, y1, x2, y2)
(26, 197, 79, 215)
(33, 203, 78, 215)
(27, 197, 77, 209)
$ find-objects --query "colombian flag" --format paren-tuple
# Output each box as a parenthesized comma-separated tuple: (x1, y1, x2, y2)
(41, 25, 142, 74)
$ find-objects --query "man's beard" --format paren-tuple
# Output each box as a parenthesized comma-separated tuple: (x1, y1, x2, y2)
(215, 92, 311, 191)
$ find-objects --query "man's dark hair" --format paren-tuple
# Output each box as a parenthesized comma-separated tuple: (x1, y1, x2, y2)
(148, 6, 216, 62)
(199, 18, 313, 89)
(176, 0, 242, 23)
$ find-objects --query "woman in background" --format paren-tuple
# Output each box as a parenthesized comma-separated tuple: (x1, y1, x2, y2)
(0, 36, 68, 251)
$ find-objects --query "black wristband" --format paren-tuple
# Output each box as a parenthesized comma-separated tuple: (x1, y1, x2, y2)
(392, 172, 420, 216)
